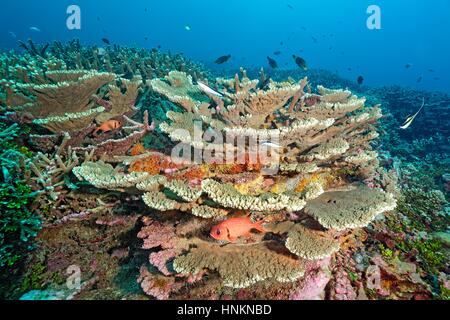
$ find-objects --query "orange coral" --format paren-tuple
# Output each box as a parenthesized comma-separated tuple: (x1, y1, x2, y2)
(130, 143, 145, 156)
(130, 154, 178, 175)
(295, 172, 335, 193)
(173, 166, 209, 181)
(295, 172, 321, 193)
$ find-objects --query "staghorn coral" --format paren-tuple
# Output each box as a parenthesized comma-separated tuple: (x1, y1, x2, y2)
(45, 40, 211, 82)
(26, 133, 79, 201)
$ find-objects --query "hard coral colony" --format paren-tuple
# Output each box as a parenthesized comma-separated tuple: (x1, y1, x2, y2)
(73, 69, 396, 294)
(0, 40, 447, 301)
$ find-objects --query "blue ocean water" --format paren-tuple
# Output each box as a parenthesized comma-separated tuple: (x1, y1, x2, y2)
(1, 0, 450, 92)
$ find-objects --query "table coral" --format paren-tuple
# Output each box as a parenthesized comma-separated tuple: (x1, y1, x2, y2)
(71, 71, 397, 297)
(173, 241, 306, 289)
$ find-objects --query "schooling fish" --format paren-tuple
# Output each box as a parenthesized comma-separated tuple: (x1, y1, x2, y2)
(184, 25, 192, 31)
(30, 27, 41, 32)
(293, 55, 308, 70)
(267, 56, 278, 69)
(197, 81, 224, 98)
(210, 216, 266, 242)
(357, 75, 364, 85)
(94, 120, 122, 135)
(215, 54, 231, 64)
(102, 38, 111, 45)
(400, 98, 425, 130)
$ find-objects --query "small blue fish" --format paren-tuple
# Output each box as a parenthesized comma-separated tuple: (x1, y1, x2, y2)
(30, 27, 41, 32)
(9, 31, 17, 38)
(184, 25, 192, 31)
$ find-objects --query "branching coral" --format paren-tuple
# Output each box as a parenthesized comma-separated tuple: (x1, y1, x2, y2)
(26, 133, 79, 201)
(71, 111, 155, 158)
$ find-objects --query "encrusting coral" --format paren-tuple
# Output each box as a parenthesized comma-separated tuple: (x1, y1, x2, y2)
(72, 68, 397, 298)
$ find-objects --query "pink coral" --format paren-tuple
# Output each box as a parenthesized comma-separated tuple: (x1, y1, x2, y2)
(138, 266, 181, 300)
(290, 258, 332, 300)
(137, 220, 176, 250)
(331, 268, 358, 300)
(290, 270, 331, 300)
(149, 249, 179, 276)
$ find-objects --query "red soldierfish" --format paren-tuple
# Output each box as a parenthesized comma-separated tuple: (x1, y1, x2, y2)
(93, 120, 122, 135)
(210, 216, 266, 242)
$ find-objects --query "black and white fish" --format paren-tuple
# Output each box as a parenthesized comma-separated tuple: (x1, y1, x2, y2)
(400, 98, 425, 130)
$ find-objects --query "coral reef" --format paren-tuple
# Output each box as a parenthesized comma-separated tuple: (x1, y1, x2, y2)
(1, 42, 447, 301)
(0, 123, 41, 298)
(72, 69, 397, 298)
